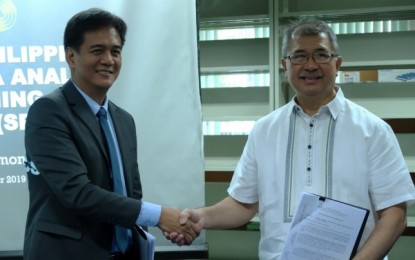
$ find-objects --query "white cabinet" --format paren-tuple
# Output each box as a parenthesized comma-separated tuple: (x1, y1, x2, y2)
(200, 0, 415, 175)
(199, 0, 271, 172)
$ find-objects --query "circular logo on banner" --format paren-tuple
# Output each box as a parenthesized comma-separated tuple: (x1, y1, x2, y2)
(0, 0, 17, 32)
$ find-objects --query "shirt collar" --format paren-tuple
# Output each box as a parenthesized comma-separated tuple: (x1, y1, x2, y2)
(327, 85, 345, 120)
(289, 85, 345, 120)
(71, 79, 109, 116)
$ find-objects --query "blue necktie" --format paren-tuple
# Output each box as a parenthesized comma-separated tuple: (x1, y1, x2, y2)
(96, 107, 129, 253)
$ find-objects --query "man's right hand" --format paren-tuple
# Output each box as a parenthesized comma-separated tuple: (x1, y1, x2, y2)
(164, 208, 204, 246)
(157, 207, 202, 245)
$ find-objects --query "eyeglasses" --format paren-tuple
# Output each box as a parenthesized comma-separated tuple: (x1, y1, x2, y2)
(284, 52, 338, 65)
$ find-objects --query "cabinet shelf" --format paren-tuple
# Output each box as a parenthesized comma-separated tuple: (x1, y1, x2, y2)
(203, 115, 262, 122)
(204, 135, 246, 171)
(200, 65, 269, 74)
(200, 38, 269, 68)
(199, 15, 269, 27)
(199, 0, 268, 20)
(279, 5, 415, 23)
(341, 60, 415, 70)
(202, 104, 268, 122)
(337, 31, 415, 66)
(202, 87, 269, 104)
(201, 85, 271, 122)
(204, 157, 240, 172)
(341, 83, 415, 119)
(406, 157, 415, 173)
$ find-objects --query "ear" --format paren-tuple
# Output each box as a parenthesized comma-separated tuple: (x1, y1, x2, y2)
(335, 55, 342, 72)
(281, 58, 288, 72)
(65, 47, 76, 69)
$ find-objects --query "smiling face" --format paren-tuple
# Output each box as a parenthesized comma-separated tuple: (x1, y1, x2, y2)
(281, 32, 342, 108)
(66, 26, 122, 104)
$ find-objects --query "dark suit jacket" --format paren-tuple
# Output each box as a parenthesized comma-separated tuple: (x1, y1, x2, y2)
(24, 81, 144, 260)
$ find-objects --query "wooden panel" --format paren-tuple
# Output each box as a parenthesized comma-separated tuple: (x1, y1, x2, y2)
(205, 171, 233, 182)
(402, 227, 415, 236)
(206, 171, 415, 182)
(386, 119, 415, 134)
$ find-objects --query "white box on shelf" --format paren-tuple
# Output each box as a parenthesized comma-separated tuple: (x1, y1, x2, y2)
(378, 69, 415, 82)
(339, 71, 360, 83)
(338, 70, 378, 83)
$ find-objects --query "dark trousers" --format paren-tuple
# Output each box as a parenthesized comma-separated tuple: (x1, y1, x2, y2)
(109, 248, 136, 260)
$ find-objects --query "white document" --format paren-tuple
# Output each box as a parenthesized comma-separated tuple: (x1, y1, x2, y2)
(281, 192, 369, 260)
(139, 229, 156, 260)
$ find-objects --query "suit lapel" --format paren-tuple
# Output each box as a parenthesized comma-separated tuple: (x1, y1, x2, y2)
(61, 81, 109, 162)
(61, 81, 132, 196)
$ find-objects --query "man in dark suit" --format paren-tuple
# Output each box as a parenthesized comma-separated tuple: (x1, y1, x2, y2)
(24, 8, 199, 260)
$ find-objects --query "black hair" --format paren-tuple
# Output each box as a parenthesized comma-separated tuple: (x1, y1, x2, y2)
(63, 8, 127, 51)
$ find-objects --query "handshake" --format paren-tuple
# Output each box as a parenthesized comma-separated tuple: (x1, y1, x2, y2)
(157, 197, 258, 245)
(157, 207, 204, 246)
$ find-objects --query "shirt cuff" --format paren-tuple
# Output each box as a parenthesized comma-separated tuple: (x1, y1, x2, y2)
(136, 201, 161, 227)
